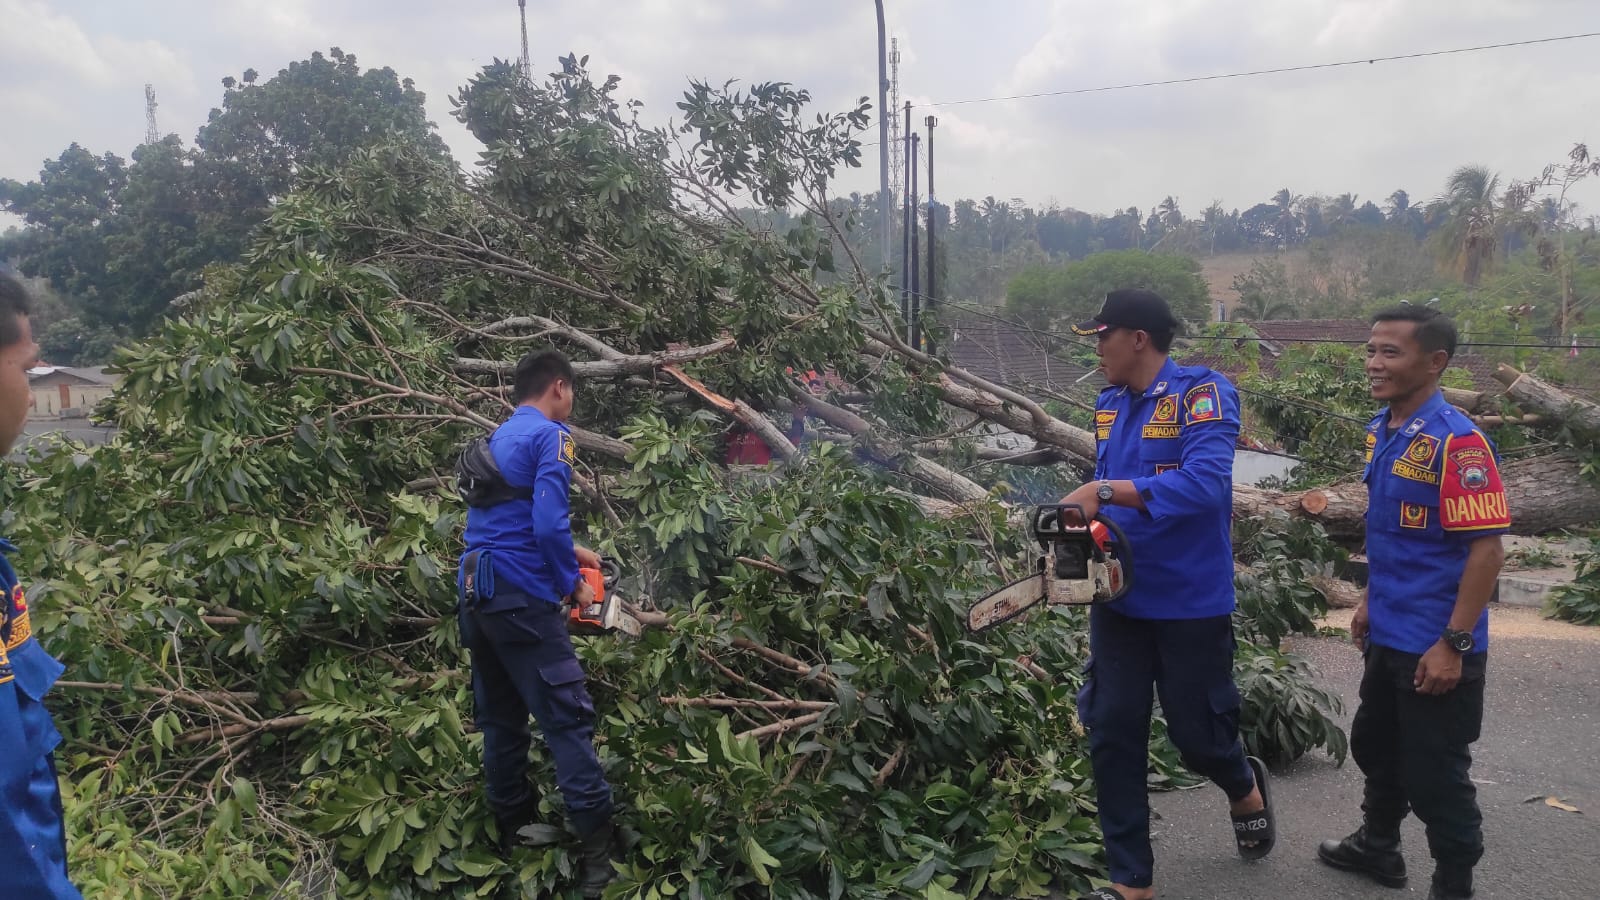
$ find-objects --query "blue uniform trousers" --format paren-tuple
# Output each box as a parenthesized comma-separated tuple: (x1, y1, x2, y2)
(1078, 606, 1255, 888)
(459, 592, 613, 837)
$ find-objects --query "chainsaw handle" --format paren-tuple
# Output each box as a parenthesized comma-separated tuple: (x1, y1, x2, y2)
(1034, 504, 1134, 600)
(593, 558, 621, 587)
(1092, 511, 1134, 600)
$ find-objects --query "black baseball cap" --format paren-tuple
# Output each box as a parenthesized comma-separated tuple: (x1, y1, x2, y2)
(1071, 288, 1180, 336)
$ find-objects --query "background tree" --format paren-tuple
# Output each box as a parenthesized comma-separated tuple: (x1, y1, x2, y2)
(0, 48, 451, 361)
(1428, 164, 1502, 287)
(1006, 249, 1211, 329)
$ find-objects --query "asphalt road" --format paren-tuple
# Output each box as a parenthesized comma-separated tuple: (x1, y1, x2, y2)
(1050, 606, 1600, 900)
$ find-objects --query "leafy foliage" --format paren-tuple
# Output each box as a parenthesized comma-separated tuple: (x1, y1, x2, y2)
(1546, 539, 1600, 626)
(1238, 343, 1373, 488)
(1233, 644, 1348, 767)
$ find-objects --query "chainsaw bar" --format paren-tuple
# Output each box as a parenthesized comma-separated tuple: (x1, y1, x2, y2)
(965, 571, 1048, 633)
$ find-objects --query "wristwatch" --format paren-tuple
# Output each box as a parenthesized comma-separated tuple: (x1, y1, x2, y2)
(1441, 628, 1475, 653)
(1096, 481, 1115, 502)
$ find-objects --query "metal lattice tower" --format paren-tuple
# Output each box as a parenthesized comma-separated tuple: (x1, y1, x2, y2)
(144, 84, 159, 144)
(887, 38, 902, 205)
(517, 0, 532, 81)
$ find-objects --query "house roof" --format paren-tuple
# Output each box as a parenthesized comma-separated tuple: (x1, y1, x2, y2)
(944, 313, 1102, 393)
(27, 365, 119, 386)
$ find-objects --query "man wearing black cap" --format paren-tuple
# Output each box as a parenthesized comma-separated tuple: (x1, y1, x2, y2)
(1061, 289, 1273, 900)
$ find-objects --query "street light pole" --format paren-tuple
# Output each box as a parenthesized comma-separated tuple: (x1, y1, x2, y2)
(875, 1, 891, 274)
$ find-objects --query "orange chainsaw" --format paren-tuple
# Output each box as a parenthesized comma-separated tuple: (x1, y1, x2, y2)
(965, 504, 1134, 632)
(566, 558, 644, 637)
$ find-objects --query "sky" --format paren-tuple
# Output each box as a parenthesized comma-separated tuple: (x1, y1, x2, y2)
(3, 0, 1600, 223)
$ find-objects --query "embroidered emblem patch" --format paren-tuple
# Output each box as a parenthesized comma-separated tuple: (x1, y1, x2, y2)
(1095, 409, 1118, 441)
(1184, 382, 1222, 424)
(1364, 431, 1377, 463)
(1440, 432, 1512, 532)
(1400, 503, 1428, 529)
(559, 431, 577, 465)
(1151, 395, 1179, 425)
(1403, 433, 1441, 468)
(11, 583, 24, 614)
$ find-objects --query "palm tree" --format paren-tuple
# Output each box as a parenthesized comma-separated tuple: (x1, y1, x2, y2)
(1428, 165, 1500, 287)
(1158, 195, 1183, 229)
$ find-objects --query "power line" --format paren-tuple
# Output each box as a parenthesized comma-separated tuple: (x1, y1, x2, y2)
(1185, 332, 1600, 350)
(919, 31, 1600, 110)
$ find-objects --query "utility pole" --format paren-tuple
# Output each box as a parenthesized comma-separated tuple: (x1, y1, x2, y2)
(901, 101, 913, 331)
(924, 115, 938, 354)
(909, 132, 921, 350)
(875, 1, 890, 273)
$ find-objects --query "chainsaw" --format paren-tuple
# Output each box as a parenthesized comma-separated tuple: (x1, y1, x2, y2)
(566, 558, 645, 637)
(964, 504, 1134, 632)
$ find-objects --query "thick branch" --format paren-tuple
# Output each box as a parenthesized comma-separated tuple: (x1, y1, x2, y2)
(661, 697, 834, 712)
(794, 388, 992, 505)
(176, 714, 313, 746)
(454, 338, 735, 380)
(663, 365, 797, 462)
(736, 711, 825, 741)
(1493, 364, 1600, 437)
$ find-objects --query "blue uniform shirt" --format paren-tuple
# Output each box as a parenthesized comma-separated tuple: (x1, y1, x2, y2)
(459, 407, 582, 611)
(1363, 390, 1510, 655)
(0, 539, 81, 899)
(1093, 358, 1240, 619)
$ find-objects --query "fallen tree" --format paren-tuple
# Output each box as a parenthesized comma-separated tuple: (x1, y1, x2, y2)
(0, 58, 1421, 899)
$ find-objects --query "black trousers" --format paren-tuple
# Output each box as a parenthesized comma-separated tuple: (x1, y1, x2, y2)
(1351, 643, 1486, 870)
(1079, 606, 1256, 888)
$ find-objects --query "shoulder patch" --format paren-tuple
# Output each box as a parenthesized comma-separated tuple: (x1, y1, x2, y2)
(1440, 431, 1511, 532)
(1183, 382, 1222, 424)
(559, 430, 577, 465)
(1364, 431, 1377, 463)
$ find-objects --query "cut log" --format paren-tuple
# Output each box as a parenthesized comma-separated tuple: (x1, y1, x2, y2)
(1234, 452, 1600, 538)
(1493, 364, 1600, 437)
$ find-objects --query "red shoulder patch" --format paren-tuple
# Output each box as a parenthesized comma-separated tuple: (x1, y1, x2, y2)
(1440, 431, 1511, 532)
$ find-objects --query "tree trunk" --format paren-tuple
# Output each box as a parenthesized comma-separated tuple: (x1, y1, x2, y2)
(1234, 452, 1598, 538)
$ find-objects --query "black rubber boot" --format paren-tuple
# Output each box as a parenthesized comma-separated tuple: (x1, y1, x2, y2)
(493, 800, 540, 856)
(1427, 866, 1474, 899)
(1316, 825, 1407, 888)
(577, 824, 621, 898)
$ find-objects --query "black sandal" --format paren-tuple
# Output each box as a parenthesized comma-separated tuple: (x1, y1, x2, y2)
(1232, 755, 1276, 860)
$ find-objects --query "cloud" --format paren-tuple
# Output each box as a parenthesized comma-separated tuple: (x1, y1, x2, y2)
(3, 0, 1599, 227)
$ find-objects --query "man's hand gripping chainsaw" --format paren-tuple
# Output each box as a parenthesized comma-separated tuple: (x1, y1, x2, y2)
(567, 558, 646, 637)
(965, 503, 1134, 632)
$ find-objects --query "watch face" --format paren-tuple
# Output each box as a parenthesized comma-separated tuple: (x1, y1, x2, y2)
(1449, 632, 1473, 651)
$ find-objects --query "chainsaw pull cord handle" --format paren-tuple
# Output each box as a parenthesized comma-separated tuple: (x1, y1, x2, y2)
(1091, 511, 1134, 600)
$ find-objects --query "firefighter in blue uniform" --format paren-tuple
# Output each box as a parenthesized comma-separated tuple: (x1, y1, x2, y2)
(1318, 306, 1508, 900)
(1060, 289, 1273, 900)
(456, 349, 620, 897)
(0, 267, 82, 898)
